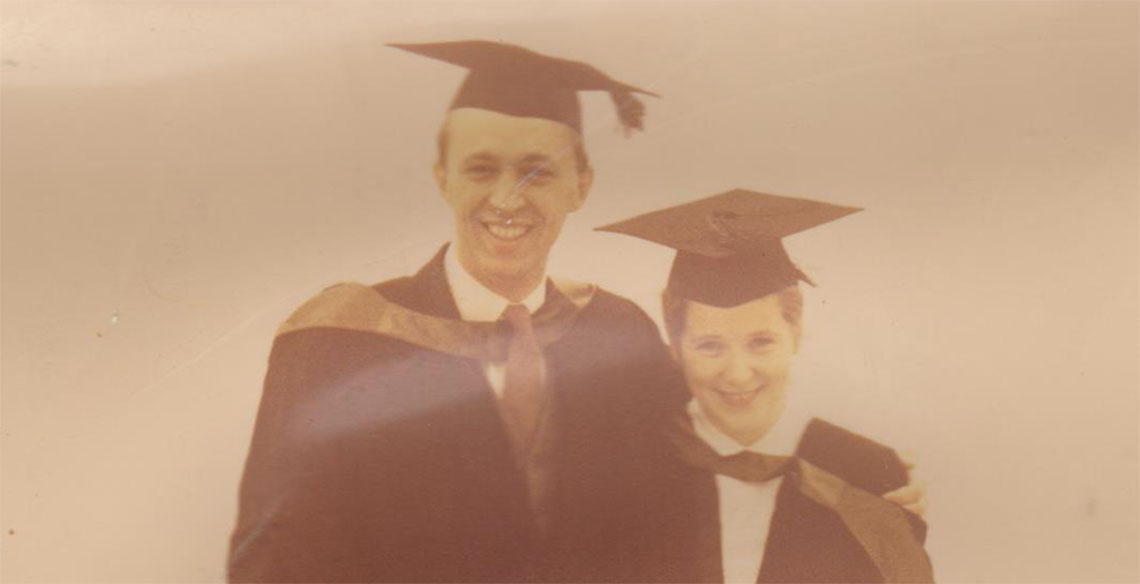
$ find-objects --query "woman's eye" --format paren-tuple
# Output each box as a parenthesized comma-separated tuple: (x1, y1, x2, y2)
(693, 340, 725, 355)
(748, 336, 774, 351)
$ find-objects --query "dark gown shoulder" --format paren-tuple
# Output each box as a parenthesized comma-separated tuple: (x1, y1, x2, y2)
(629, 416, 932, 583)
(230, 248, 682, 583)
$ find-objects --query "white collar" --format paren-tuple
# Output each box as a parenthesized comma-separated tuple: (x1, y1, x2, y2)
(444, 245, 547, 322)
(686, 396, 809, 457)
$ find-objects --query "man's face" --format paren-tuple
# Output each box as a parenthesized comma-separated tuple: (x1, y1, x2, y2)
(677, 294, 799, 445)
(434, 108, 592, 297)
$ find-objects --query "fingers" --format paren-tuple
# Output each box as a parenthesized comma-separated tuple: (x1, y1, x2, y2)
(897, 448, 918, 470)
(891, 448, 927, 516)
(883, 483, 917, 503)
(884, 480, 928, 518)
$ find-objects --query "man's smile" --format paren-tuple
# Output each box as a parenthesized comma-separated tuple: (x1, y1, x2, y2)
(482, 219, 534, 242)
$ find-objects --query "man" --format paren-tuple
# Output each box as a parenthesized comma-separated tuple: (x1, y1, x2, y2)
(227, 41, 675, 583)
(227, 40, 926, 583)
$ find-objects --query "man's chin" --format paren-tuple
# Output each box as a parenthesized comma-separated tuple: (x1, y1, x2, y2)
(477, 244, 549, 275)
(471, 257, 545, 290)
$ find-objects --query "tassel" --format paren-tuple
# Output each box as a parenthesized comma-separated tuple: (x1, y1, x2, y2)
(609, 89, 648, 136)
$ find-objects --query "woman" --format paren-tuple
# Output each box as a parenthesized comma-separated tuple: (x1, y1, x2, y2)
(600, 189, 934, 583)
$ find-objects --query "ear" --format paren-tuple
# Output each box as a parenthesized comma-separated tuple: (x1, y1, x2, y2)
(571, 165, 594, 211)
(432, 161, 447, 194)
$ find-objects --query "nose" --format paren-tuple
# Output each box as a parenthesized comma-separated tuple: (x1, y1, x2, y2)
(722, 349, 759, 388)
(487, 172, 528, 213)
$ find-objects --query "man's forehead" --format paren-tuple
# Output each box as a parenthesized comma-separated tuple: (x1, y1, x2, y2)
(444, 108, 580, 155)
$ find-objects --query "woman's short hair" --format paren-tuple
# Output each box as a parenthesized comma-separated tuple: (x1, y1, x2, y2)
(662, 284, 804, 348)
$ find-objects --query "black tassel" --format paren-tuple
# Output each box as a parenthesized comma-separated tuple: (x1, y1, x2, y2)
(609, 89, 647, 136)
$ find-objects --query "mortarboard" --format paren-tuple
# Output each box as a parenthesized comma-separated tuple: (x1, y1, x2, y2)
(596, 189, 862, 307)
(387, 40, 659, 134)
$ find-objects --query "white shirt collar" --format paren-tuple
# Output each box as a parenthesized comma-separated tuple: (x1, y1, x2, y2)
(444, 245, 548, 322)
(686, 396, 810, 457)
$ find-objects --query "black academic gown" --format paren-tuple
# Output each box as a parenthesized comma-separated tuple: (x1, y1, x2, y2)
(227, 246, 677, 583)
(630, 419, 934, 583)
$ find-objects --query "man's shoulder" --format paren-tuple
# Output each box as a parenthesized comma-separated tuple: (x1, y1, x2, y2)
(371, 274, 420, 307)
(560, 283, 664, 340)
(565, 281, 652, 320)
(277, 282, 385, 337)
(274, 271, 661, 349)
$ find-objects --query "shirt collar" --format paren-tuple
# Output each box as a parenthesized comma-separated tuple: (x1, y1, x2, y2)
(444, 245, 548, 322)
(686, 396, 809, 457)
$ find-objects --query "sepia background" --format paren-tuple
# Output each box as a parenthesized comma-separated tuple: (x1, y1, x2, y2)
(2, 1, 1137, 581)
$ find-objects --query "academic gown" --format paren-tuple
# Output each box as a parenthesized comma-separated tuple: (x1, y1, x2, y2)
(227, 246, 678, 583)
(630, 419, 934, 583)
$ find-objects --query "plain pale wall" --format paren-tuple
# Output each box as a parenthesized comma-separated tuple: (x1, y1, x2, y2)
(2, 2, 1137, 581)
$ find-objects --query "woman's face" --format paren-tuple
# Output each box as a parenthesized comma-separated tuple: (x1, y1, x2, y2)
(676, 294, 799, 446)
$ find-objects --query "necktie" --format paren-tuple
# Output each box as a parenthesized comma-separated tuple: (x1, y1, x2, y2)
(499, 304, 555, 533)
(499, 303, 548, 461)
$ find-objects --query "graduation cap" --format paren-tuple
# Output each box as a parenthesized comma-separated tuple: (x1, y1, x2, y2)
(387, 40, 659, 134)
(597, 189, 862, 307)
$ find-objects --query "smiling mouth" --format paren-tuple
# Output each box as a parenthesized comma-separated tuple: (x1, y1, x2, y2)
(483, 221, 533, 242)
(713, 388, 761, 407)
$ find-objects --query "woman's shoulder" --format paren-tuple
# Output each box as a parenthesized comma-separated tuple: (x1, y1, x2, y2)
(794, 417, 910, 496)
(788, 457, 935, 582)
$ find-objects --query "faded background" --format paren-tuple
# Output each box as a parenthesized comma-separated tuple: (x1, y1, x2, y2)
(2, 1, 1137, 582)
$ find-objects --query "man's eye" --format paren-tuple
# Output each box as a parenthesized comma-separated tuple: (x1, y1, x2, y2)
(463, 165, 496, 179)
(521, 166, 555, 182)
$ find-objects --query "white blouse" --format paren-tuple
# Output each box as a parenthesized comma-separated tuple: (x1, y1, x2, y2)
(687, 399, 810, 583)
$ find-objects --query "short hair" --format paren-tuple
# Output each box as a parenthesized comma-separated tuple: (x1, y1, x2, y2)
(435, 118, 592, 173)
(662, 284, 804, 349)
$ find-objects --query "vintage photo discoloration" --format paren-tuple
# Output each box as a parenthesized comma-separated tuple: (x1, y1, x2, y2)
(227, 40, 933, 581)
(2, 2, 1137, 582)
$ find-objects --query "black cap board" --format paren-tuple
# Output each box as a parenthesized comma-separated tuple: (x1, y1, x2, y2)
(387, 40, 659, 134)
(596, 189, 862, 307)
